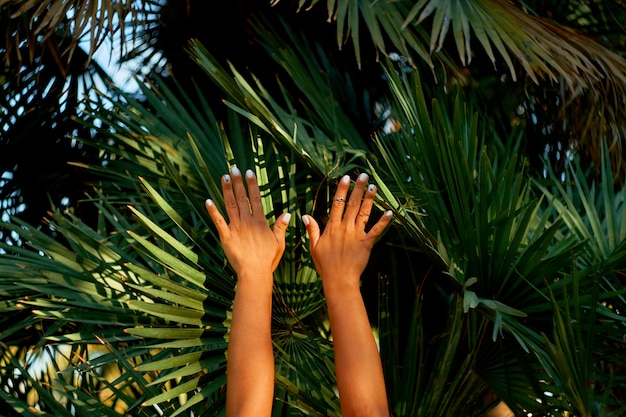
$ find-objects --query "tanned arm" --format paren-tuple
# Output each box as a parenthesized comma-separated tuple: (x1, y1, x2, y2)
(205, 167, 289, 417)
(303, 173, 392, 417)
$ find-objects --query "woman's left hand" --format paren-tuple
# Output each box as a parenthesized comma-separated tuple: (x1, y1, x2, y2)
(302, 173, 393, 293)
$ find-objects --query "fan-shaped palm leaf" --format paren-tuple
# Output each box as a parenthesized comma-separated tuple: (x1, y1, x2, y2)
(277, 0, 626, 176)
(370, 63, 626, 414)
(1, 72, 346, 415)
(0, 0, 160, 73)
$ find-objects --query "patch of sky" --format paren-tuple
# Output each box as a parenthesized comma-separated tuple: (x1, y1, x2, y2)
(76, 3, 165, 97)
(81, 35, 142, 94)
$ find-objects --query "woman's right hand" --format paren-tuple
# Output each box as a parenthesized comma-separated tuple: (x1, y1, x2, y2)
(205, 167, 290, 282)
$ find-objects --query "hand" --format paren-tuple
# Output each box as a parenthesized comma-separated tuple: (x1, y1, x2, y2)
(302, 173, 392, 291)
(205, 167, 290, 280)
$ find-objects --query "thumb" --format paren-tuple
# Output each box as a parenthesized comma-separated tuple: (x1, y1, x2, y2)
(271, 213, 290, 268)
(302, 215, 320, 249)
(273, 212, 291, 245)
(365, 210, 393, 248)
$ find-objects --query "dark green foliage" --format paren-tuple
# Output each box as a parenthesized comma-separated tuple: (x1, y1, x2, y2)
(1, 1, 625, 416)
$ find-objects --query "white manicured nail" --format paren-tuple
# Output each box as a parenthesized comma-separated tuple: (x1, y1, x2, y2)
(245, 169, 254, 179)
(385, 210, 393, 217)
(282, 213, 291, 224)
(302, 215, 310, 226)
(368, 184, 376, 192)
(223, 174, 231, 183)
(341, 175, 350, 185)
(231, 167, 241, 177)
(359, 173, 368, 182)
(205, 199, 213, 207)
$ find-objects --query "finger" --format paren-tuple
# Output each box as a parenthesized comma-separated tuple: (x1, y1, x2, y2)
(356, 183, 377, 229)
(302, 215, 321, 249)
(230, 167, 251, 218)
(344, 172, 368, 223)
(221, 173, 239, 224)
(205, 199, 230, 241)
(365, 210, 393, 247)
(245, 169, 265, 220)
(327, 175, 350, 225)
(272, 212, 291, 266)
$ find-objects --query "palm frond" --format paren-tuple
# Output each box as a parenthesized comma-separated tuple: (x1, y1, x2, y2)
(275, 0, 626, 175)
(188, 35, 370, 178)
(285, 0, 626, 88)
(2, 3, 625, 413)
(1, 0, 161, 74)
(369, 61, 626, 414)
(0, 70, 348, 415)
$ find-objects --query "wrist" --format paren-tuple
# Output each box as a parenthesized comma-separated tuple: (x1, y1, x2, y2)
(322, 276, 362, 298)
(236, 270, 274, 289)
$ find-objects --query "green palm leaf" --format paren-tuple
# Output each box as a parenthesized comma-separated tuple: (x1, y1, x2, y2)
(369, 62, 626, 414)
(1, 0, 161, 76)
(285, 0, 626, 90)
(1, 69, 347, 414)
(2, 4, 625, 414)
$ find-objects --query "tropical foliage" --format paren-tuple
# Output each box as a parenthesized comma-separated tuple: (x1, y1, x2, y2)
(1, 0, 625, 416)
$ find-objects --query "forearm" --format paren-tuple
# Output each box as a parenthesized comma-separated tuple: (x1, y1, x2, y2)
(324, 282, 389, 417)
(226, 273, 274, 417)
(206, 168, 288, 416)
(303, 172, 391, 416)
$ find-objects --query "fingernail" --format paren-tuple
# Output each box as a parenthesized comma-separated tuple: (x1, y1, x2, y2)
(341, 175, 350, 185)
(368, 184, 376, 192)
(385, 210, 393, 217)
(282, 213, 291, 224)
(302, 215, 310, 226)
(205, 199, 213, 207)
(231, 167, 241, 176)
(245, 169, 254, 179)
(358, 173, 368, 182)
(223, 174, 231, 183)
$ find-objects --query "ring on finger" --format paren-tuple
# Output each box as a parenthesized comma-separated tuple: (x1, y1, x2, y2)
(334, 197, 345, 202)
